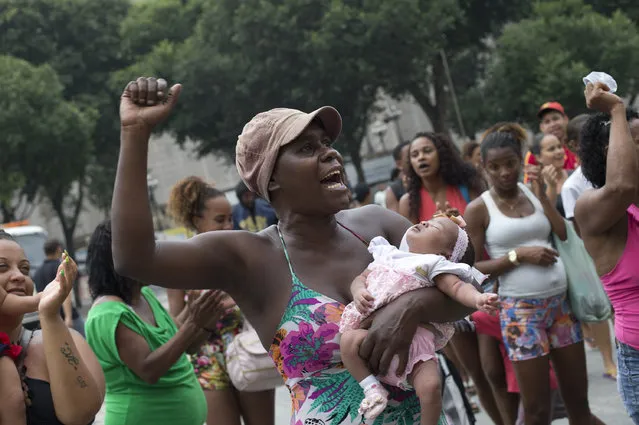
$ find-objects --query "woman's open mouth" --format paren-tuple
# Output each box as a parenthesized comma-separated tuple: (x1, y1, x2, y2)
(320, 170, 347, 191)
(417, 163, 429, 170)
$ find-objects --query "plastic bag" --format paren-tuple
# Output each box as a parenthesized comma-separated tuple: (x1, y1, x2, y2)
(583, 71, 618, 93)
(552, 220, 612, 322)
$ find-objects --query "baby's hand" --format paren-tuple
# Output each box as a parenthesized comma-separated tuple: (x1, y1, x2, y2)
(476, 293, 500, 316)
(354, 288, 375, 314)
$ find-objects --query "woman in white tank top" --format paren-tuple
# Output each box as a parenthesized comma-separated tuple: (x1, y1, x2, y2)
(464, 125, 605, 425)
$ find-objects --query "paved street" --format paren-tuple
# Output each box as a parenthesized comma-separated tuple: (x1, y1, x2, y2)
(84, 285, 632, 425)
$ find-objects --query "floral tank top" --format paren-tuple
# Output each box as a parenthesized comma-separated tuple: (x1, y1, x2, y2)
(271, 225, 448, 424)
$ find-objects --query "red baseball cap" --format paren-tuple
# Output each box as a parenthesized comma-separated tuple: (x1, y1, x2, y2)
(537, 101, 565, 119)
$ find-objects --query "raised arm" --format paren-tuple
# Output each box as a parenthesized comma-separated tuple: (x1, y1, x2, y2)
(112, 77, 247, 291)
(575, 83, 636, 236)
(39, 256, 104, 425)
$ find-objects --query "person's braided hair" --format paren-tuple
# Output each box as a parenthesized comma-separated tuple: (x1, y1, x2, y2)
(405, 132, 483, 223)
(86, 220, 136, 305)
(167, 176, 224, 231)
(579, 108, 639, 189)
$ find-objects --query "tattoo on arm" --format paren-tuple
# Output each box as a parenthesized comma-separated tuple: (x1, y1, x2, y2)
(76, 375, 88, 388)
(60, 342, 80, 370)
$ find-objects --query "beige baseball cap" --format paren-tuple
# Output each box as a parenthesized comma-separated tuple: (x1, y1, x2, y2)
(235, 106, 342, 202)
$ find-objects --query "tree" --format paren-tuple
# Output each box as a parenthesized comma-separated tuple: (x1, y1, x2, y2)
(0, 0, 130, 238)
(0, 55, 94, 231)
(585, 0, 639, 23)
(462, 0, 639, 130)
(116, 0, 384, 181)
(362, 0, 532, 135)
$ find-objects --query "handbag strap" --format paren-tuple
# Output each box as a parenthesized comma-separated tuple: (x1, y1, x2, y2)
(17, 328, 34, 370)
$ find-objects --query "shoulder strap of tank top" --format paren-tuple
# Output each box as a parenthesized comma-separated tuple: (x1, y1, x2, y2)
(480, 190, 500, 216)
(275, 225, 295, 276)
(518, 182, 543, 211)
(337, 221, 368, 246)
(17, 327, 34, 371)
(275, 221, 368, 275)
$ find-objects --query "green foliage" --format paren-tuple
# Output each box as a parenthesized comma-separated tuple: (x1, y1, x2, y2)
(461, 0, 639, 131)
(0, 0, 130, 221)
(585, 0, 639, 23)
(150, 0, 383, 176)
(0, 55, 94, 222)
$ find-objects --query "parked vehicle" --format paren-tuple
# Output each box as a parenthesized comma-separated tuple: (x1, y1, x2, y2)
(2, 221, 48, 330)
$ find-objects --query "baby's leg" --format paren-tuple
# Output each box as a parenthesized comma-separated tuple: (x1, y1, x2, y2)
(0, 356, 26, 425)
(409, 359, 442, 425)
(341, 329, 389, 420)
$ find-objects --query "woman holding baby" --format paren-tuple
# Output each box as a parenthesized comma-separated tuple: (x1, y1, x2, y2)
(110, 76, 483, 424)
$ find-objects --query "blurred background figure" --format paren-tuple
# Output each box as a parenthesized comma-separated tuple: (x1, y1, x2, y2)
(232, 181, 278, 232)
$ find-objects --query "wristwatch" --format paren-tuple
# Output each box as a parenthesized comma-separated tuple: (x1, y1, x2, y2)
(508, 250, 520, 266)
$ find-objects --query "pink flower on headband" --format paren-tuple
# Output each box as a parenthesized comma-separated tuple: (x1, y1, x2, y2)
(451, 215, 467, 228)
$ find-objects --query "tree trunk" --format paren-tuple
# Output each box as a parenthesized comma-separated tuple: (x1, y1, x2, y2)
(0, 202, 16, 223)
(49, 179, 86, 307)
(409, 54, 451, 136)
(349, 146, 366, 184)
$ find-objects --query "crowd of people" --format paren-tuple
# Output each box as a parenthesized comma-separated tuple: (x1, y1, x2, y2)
(0, 75, 637, 425)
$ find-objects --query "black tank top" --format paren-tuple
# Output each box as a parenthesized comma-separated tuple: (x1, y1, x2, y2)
(389, 178, 406, 201)
(19, 329, 94, 425)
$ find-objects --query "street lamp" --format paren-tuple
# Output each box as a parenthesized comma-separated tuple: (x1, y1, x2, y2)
(370, 119, 388, 153)
(383, 103, 403, 145)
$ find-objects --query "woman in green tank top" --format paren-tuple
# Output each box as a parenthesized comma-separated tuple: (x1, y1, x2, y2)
(85, 221, 227, 425)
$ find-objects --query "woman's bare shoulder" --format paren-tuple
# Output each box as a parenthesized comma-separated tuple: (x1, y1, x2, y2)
(338, 205, 411, 245)
(465, 195, 487, 213)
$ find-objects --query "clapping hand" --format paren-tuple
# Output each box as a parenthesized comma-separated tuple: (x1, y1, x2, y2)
(186, 290, 228, 332)
(541, 165, 560, 189)
(39, 252, 77, 319)
(525, 164, 546, 199)
(434, 201, 460, 218)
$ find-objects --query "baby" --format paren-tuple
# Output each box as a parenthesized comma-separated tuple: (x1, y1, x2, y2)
(339, 215, 498, 424)
(0, 284, 41, 425)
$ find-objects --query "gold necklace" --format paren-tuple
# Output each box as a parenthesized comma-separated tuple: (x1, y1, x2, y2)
(493, 189, 520, 211)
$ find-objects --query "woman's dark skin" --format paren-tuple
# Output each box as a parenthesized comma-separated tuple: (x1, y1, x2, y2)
(575, 84, 638, 277)
(464, 138, 603, 425)
(111, 77, 474, 377)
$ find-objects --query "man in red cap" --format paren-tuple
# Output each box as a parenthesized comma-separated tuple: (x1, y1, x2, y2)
(524, 101, 577, 182)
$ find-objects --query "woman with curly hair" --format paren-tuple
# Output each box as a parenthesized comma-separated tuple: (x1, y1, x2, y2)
(575, 82, 639, 424)
(165, 176, 275, 425)
(399, 132, 485, 224)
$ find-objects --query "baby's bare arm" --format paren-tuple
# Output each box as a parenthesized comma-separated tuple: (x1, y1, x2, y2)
(0, 287, 40, 315)
(434, 273, 480, 309)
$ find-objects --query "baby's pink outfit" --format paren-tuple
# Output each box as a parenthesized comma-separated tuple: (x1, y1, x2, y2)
(340, 236, 486, 389)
